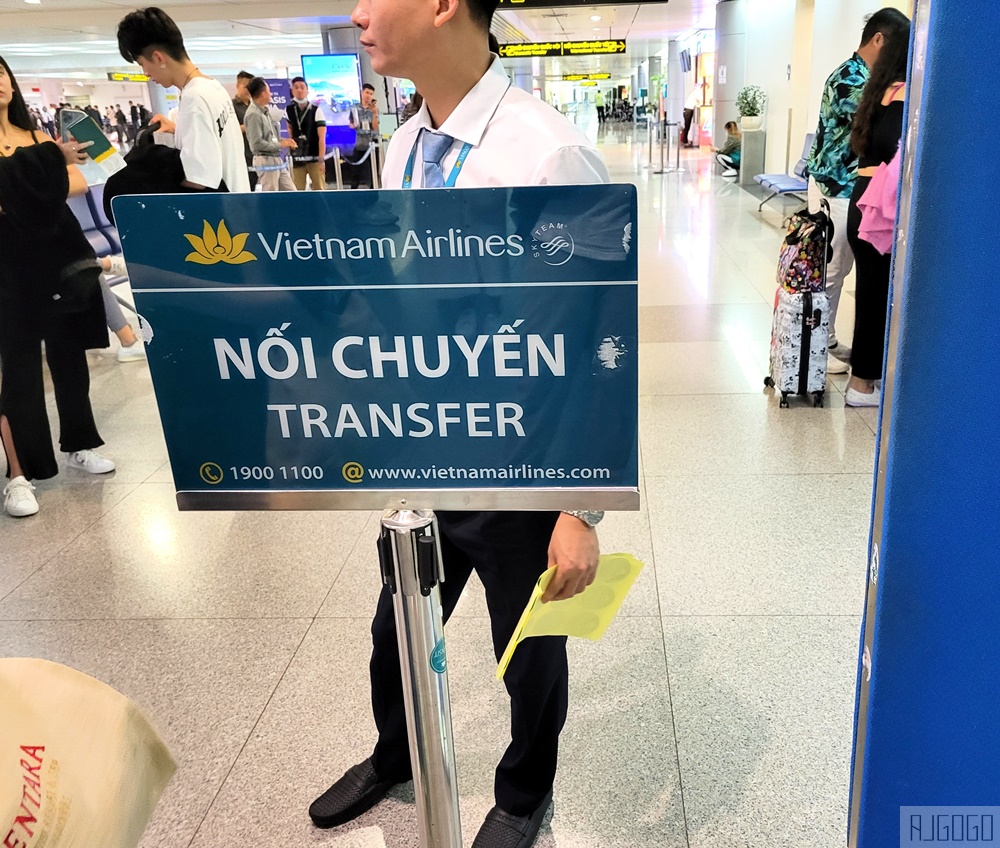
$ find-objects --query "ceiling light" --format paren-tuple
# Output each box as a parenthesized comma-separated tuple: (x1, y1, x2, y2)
(593, 27, 601, 31)
(591, 15, 601, 21)
(25, 0, 42, 5)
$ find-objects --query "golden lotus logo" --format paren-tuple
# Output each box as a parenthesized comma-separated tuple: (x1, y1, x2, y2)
(184, 220, 257, 265)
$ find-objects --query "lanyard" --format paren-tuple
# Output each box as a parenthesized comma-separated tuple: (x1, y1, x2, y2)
(402, 129, 473, 189)
(292, 102, 311, 137)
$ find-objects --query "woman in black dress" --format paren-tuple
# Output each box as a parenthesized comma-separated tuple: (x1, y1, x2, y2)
(844, 18, 911, 407)
(0, 54, 115, 518)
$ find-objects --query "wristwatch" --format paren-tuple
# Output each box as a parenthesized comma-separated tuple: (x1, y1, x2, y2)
(562, 510, 604, 528)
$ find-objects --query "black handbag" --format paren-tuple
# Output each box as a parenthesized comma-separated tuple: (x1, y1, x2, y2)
(51, 257, 102, 314)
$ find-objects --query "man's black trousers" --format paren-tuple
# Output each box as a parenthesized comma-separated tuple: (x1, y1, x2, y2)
(369, 510, 567, 817)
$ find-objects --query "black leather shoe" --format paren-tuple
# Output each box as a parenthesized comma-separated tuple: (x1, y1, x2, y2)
(308, 758, 407, 829)
(471, 790, 553, 848)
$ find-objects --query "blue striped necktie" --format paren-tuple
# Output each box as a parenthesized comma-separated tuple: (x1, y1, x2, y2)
(421, 131, 455, 188)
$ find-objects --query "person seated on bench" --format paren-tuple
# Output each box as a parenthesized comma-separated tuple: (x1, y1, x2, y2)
(714, 121, 742, 177)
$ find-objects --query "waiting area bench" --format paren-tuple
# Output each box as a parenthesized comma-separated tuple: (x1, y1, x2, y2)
(754, 133, 814, 212)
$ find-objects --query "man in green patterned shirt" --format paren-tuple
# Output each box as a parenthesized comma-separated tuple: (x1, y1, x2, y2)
(807, 8, 910, 369)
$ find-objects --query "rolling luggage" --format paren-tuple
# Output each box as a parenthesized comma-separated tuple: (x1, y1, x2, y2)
(764, 204, 833, 407)
(765, 287, 830, 407)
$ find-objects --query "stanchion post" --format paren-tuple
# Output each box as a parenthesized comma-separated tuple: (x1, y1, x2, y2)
(673, 122, 686, 173)
(653, 119, 671, 175)
(378, 510, 462, 848)
(333, 149, 344, 191)
(647, 119, 653, 168)
(371, 142, 382, 190)
(654, 122, 684, 175)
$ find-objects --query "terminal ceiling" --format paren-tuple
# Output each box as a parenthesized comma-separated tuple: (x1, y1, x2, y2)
(0, 0, 715, 80)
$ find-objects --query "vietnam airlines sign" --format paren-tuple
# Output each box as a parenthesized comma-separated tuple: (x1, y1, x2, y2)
(499, 41, 627, 59)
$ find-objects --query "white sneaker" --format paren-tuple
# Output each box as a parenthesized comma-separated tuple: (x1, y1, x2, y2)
(4, 476, 38, 517)
(845, 387, 880, 408)
(105, 254, 128, 278)
(65, 449, 116, 474)
(827, 355, 850, 375)
(117, 339, 146, 362)
(722, 168, 737, 177)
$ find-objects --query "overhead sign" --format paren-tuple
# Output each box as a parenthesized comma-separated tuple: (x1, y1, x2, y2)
(114, 186, 640, 511)
(107, 72, 149, 82)
(563, 73, 612, 82)
(499, 40, 626, 59)
(580, 81, 598, 87)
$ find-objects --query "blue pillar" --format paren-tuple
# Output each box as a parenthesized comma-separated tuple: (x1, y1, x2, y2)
(849, 0, 1000, 845)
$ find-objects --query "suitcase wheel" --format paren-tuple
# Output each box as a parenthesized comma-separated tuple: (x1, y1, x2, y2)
(779, 393, 790, 409)
(764, 376, 775, 389)
(813, 391, 825, 408)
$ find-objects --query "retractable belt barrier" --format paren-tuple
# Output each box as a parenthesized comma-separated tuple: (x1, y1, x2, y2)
(114, 185, 639, 847)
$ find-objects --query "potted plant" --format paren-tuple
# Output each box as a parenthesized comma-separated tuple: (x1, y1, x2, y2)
(736, 85, 766, 131)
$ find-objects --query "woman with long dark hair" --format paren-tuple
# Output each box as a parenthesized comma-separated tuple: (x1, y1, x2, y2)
(844, 17, 912, 407)
(0, 54, 116, 518)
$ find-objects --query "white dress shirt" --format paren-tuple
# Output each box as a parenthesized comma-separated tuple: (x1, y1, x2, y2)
(382, 57, 610, 190)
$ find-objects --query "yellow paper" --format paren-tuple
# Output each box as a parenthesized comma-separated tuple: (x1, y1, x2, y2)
(496, 553, 645, 680)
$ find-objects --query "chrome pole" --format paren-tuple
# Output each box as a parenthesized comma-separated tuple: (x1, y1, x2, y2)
(333, 149, 344, 191)
(660, 117, 667, 171)
(653, 118, 670, 175)
(673, 121, 686, 173)
(371, 143, 381, 190)
(378, 510, 462, 848)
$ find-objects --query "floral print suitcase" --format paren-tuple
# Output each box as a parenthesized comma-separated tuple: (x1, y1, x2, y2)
(765, 287, 829, 407)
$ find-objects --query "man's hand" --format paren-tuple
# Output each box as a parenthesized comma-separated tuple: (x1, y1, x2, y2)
(151, 114, 176, 133)
(541, 513, 600, 603)
(281, 138, 298, 149)
(57, 139, 92, 166)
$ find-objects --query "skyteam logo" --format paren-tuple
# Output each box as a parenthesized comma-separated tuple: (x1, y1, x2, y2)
(532, 221, 575, 266)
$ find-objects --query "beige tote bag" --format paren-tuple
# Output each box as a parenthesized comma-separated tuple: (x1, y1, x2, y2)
(0, 658, 176, 848)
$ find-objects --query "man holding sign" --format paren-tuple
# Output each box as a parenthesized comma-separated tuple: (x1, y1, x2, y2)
(306, 0, 608, 845)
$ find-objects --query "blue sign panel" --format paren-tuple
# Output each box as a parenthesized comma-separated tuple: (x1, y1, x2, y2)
(114, 186, 638, 511)
(263, 78, 292, 111)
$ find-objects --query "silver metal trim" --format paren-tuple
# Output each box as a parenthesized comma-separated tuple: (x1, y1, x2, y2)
(847, 1, 931, 843)
(176, 487, 640, 512)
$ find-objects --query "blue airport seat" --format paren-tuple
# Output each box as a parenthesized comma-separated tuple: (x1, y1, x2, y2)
(68, 187, 135, 318)
(67, 193, 114, 257)
(86, 182, 122, 253)
(754, 133, 814, 211)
